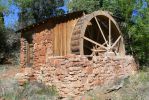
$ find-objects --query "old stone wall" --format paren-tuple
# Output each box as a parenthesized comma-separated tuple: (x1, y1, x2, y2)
(32, 29, 53, 70)
(20, 26, 53, 68)
(32, 54, 137, 98)
(20, 38, 26, 67)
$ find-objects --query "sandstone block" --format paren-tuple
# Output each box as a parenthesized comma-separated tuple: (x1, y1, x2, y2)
(69, 67, 81, 71)
(24, 68, 33, 77)
(92, 79, 102, 86)
(74, 81, 82, 88)
(85, 67, 93, 74)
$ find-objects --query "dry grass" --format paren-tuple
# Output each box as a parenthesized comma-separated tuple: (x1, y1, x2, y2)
(0, 65, 58, 100)
(0, 78, 58, 100)
(0, 65, 19, 79)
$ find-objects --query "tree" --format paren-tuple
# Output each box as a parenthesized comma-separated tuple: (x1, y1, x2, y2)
(128, 7, 149, 66)
(0, 3, 20, 64)
(68, 0, 100, 13)
(0, 4, 8, 62)
(0, 5, 6, 51)
(0, 4, 5, 27)
(14, 0, 65, 29)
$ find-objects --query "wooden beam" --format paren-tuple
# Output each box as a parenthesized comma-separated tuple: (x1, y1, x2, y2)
(111, 36, 121, 48)
(91, 49, 106, 52)
(94, 16, 108, 46)
(102, 42, 107, 46)
(97, 18, 108, 29)
(83, 36, 107, 50)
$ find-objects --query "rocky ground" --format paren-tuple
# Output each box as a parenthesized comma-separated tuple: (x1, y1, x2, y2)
(0, 65, 149, 100)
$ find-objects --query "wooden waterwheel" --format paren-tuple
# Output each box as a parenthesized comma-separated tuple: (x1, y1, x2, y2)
(71, 11, 125, 56)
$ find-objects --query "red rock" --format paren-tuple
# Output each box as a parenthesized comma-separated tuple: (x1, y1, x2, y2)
(85, 67, 93, 74)
(92, 79, 102, 86)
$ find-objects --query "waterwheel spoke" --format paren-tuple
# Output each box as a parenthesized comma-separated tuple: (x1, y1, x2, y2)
(97, 18, 108, 29)
(83, 36, 107, 50)
(111, 36, 121, 48)
(94, 16, 108, 46)
(91, 49, 107, 52)
(109, 19, 111, 47)
(102, 42, 107, 46)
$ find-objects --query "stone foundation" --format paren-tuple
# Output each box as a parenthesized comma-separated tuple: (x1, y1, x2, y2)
(16, 54, 138, 98)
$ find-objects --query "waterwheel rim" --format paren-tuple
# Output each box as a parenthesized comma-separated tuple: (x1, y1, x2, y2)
(71, 11, 125, 56)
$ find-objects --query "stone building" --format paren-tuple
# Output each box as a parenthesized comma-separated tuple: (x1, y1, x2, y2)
(16, 10, 138, 98)
(17, 10, 126, 69)
(17, 11, 84, 68)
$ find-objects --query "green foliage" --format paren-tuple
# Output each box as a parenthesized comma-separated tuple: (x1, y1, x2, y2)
(14, 0, 64, 29)
(0, 3, 5, 28)
(0, 5, 8, 59)
(0, 2, 20, 64)
(0, 27, 20, 64)
(138, 71, 149, 83)
(102, 0, 135, 21)
(127, 7, 149, 66)
(68, 0, 100, 13)
(14, 0, 33, 8)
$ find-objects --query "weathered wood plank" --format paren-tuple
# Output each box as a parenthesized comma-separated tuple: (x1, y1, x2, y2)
(64, 22, 67, 55)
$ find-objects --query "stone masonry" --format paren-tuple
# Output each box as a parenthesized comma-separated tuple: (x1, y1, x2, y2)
(17, 53, 138, 98)
(20, 28, 53, 68)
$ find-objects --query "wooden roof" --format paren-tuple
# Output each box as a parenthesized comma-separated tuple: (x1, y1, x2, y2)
(16, 11, 85, 33)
